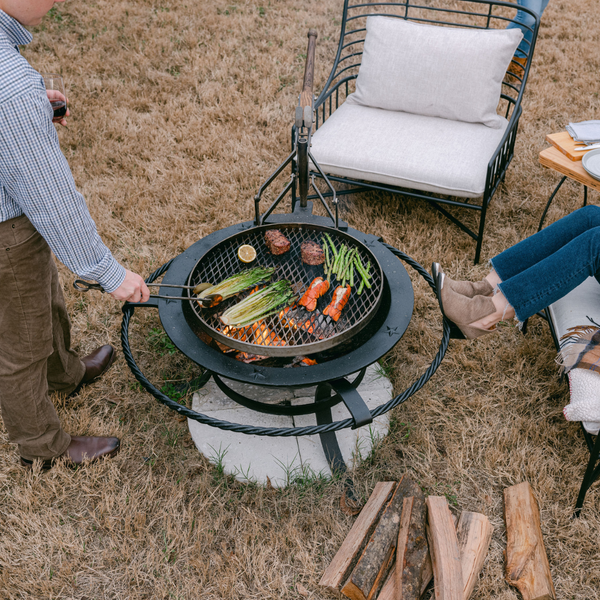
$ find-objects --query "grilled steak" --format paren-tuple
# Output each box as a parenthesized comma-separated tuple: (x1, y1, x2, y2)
(301, 240, 325, 265)
(264, 229, 290, 255)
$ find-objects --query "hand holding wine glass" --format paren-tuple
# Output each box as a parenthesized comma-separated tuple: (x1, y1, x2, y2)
(41, 73, 70, 126)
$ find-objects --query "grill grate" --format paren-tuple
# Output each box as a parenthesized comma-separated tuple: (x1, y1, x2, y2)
(186, 224, 383, 356)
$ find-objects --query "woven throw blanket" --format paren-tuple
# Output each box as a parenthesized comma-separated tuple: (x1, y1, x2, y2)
(557, 322, 600, 374)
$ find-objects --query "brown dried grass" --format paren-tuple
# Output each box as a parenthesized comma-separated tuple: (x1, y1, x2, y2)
(1, 0, 600, 598)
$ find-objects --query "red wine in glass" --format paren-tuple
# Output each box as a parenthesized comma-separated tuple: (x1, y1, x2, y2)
(51, 100, 67, 118)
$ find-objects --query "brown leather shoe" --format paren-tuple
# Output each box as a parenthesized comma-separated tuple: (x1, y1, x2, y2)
(81, 345, 116, 384)
(70, 345, 116, 396)
(20, 435, 120, 469)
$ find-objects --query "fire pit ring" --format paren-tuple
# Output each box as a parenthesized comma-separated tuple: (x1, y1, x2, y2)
(120, 242, 450, 437)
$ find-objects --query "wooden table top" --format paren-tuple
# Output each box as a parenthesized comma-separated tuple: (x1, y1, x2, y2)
(539, 145, 600, 193)
(546, 131, 588, 161)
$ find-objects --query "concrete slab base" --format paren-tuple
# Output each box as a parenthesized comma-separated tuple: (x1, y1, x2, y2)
(188, 364, 393, 487)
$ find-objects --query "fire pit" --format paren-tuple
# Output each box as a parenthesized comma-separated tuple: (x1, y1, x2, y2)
(119, 30, 450, 472)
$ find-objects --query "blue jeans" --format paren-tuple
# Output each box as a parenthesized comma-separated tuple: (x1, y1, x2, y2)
(506, 0, 550, 58)
(490, 205, 600, 322)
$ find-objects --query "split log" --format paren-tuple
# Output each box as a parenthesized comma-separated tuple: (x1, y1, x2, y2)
(378, 558, 432, 600)
(456, 512, 493, 600)
(319, 481, 396, 594)
(380, 510, 491, 600)
(395, 497, 414, 599)
(504, 482, 556, 600)
(426, 496, 463, 600)
(341, 476, 421, 600)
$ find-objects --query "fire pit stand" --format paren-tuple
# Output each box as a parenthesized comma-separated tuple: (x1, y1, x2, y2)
(119, 29, 449, 473)
(120, 209, 450, 473)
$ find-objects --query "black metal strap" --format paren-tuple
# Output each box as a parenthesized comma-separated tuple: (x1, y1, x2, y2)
(329, 377, 373, 429)
(316, 383, 347, 474)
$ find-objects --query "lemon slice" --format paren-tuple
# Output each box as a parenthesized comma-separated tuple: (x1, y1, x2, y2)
(237, 244, 257, 263)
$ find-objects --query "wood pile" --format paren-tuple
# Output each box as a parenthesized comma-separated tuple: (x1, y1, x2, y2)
(319, 477, 555, 600)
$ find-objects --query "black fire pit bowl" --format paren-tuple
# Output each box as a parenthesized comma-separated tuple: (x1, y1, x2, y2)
(121, 210, 450, 439)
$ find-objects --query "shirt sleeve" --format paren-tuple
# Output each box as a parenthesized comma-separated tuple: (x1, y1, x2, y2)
(0, 90, 126, 293)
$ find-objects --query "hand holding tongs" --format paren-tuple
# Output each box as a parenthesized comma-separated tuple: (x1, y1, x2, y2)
(73, 279, 222, 307)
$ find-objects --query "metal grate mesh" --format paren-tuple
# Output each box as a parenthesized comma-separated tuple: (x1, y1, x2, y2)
(186, 224, 383, 355)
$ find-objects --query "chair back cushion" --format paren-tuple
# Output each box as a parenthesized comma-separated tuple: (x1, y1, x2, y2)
(351, 17, 522, 128)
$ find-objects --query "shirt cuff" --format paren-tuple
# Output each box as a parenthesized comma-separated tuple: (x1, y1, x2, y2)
(95, 258, 127, 294)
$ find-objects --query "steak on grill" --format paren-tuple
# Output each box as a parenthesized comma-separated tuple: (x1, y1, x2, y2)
(264, 229, 290, 255)
(300, 241, 325, 265)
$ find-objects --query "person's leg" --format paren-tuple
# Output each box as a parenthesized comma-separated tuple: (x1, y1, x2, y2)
(506, 0, 546, 58)
(0, 216, 71, 460)
(46, 260, 86, 396)
(481, 225, 600, 325)
(491, 205, 600, 283)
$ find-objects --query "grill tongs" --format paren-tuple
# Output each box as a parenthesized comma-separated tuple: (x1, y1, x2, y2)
(73, 279, 222, 307)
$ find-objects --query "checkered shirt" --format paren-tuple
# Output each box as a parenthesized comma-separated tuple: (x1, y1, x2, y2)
(0, 10, 125, 292)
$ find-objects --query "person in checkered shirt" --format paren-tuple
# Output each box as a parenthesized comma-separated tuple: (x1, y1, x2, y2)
(0, 0, 151, 469)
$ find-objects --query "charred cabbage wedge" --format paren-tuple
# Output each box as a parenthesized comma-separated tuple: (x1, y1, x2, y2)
(194, 267, 275, 300)
(219, 280, 296, 327)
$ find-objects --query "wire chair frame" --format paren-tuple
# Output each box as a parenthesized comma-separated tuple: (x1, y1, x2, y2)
(299, 0, 540, 264)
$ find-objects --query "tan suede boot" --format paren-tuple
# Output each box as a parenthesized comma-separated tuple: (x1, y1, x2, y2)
(431, 263, 493, 298)
(432, 264, 497, 340)
(505, 56, 527, 85)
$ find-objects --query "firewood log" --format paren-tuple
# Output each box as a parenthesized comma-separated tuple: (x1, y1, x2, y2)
(380, 510, 491, 600)
(319, 481, 396, 594)
(426, 496, 463, 600)
(341, 476, 421, 600)
(504, 482, 556, 600)
(456, 511, 493, 600)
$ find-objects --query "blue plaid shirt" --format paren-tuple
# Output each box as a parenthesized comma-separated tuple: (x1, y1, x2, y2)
(0, 10, 125, 293)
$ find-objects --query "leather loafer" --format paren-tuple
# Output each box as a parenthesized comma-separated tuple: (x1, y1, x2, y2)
(20, 435, 120, 470)
(81, 344, 116, 384)
(70, 345, 116, 396)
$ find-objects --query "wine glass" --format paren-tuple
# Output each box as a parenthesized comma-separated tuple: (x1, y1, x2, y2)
(41, 73, 68, 121)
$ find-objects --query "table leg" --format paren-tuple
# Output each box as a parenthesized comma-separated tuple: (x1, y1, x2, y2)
(538, 176, 567, 232)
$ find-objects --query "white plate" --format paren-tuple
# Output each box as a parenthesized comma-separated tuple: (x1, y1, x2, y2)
(582, 148, 600, 181)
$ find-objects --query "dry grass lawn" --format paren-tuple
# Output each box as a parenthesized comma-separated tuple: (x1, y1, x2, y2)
(1, 0, 600, 598)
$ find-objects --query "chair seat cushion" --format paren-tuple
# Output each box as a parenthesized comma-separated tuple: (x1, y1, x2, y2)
(548, 276, 600, 434)
(310, 102, 508, 198)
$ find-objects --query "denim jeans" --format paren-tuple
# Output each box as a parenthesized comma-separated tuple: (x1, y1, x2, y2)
(490, 205, 600, 322)
(506, 0, 550, 58)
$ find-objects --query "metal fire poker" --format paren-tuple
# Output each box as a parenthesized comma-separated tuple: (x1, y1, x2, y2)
(253, 29, 341, 229)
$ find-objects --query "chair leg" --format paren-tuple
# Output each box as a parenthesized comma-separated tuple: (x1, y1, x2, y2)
(474, 196, 489, 264)
(574, 430, 600, 517)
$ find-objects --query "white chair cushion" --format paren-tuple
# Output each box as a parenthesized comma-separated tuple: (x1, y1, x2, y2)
(310, 102, 508, 198)
(547, 276, 600, 434)
(351, 17, 522, 128)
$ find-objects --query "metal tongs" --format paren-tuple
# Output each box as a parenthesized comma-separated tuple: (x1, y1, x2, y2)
(73, 279, 222, 307)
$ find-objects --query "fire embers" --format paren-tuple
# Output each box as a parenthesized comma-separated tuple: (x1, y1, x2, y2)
(278, 306, 330, 340)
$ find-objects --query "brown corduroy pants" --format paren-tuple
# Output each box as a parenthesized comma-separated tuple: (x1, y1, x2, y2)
(0, 215, 85, 460)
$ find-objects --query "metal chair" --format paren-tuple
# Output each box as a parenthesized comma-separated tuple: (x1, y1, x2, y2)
(294, 0, 540, 264)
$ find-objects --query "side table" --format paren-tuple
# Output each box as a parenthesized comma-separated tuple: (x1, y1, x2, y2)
(535, 132, 600, 514)
(538, 133, 600, 231)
